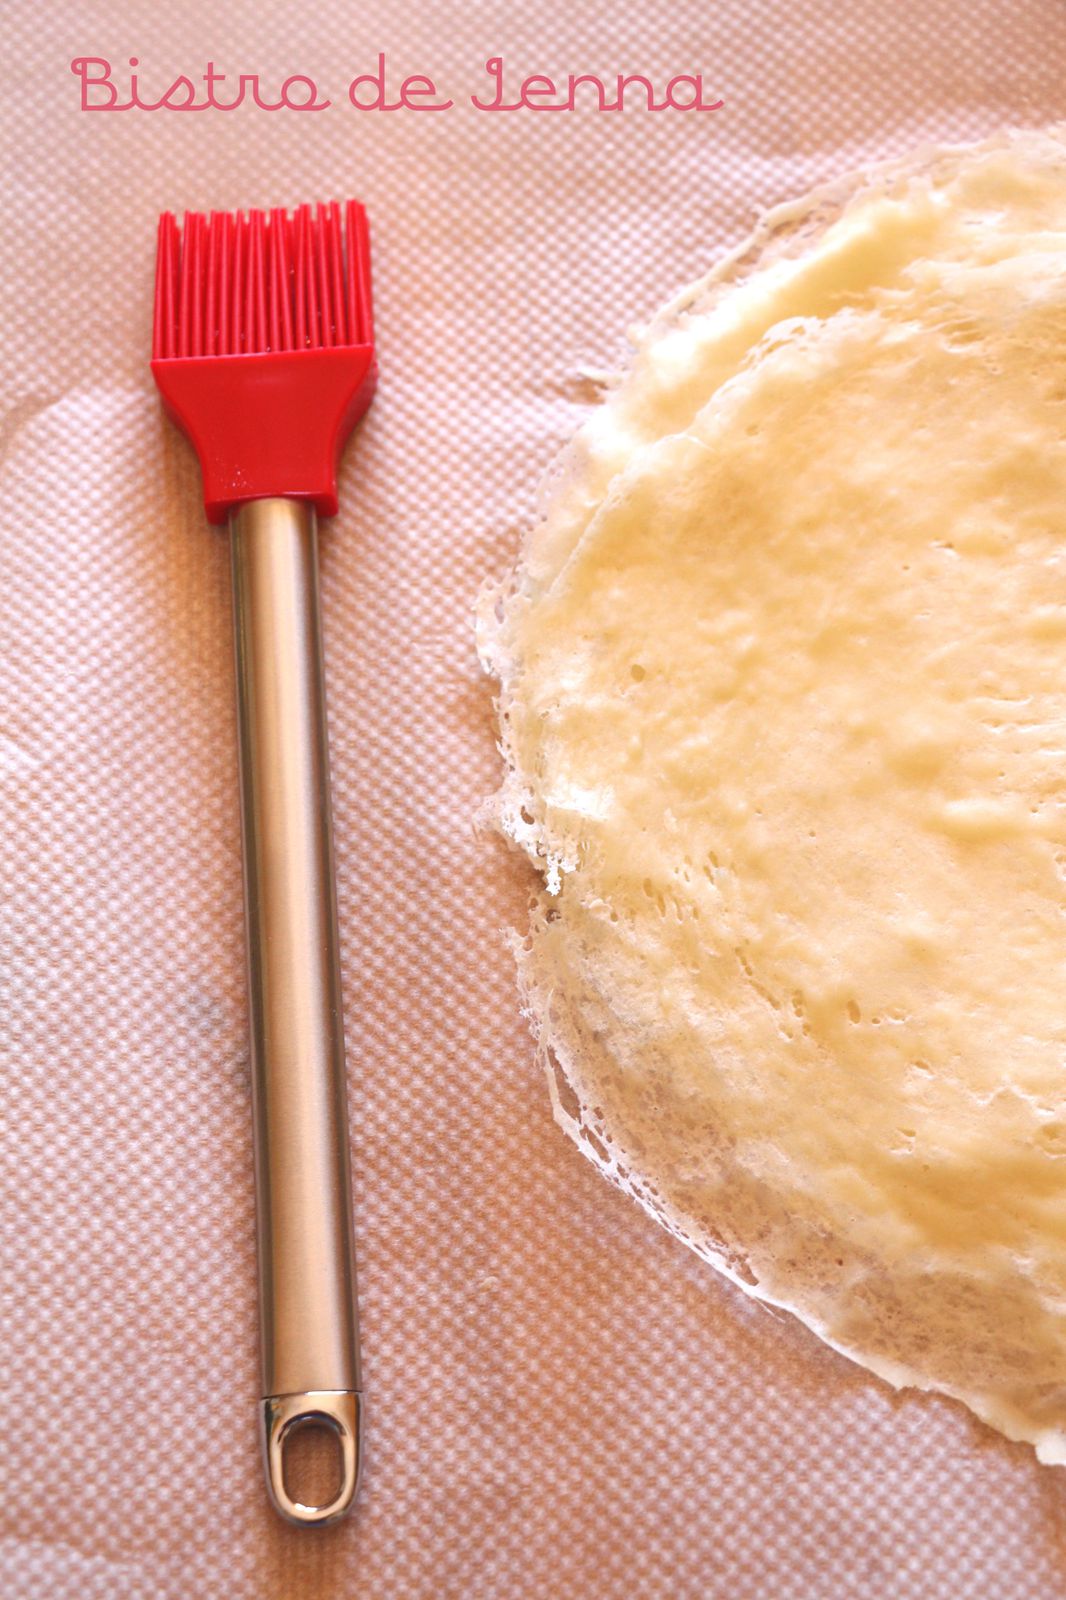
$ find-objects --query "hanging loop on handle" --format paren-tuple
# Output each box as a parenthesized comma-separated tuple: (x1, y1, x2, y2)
(262, 1390, 364, 1525)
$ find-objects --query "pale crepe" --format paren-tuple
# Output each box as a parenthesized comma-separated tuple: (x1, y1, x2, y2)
(480, 128, 1066, 1461)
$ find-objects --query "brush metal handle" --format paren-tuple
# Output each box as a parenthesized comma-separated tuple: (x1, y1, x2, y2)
(230, 497, 362, 1525)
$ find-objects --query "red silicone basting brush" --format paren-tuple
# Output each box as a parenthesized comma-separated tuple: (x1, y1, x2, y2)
(151, 204, 376, 1525)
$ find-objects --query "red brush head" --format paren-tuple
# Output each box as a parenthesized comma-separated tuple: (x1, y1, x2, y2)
(151, 203, 376, 525)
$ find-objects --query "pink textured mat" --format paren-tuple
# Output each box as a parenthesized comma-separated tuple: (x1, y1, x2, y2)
(3, 2, 1066, 1595)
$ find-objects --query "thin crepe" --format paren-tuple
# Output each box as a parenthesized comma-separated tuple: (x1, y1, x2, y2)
(483, 127, 1066, 1462)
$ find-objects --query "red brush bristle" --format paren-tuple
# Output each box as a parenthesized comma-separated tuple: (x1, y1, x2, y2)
(153, 213, 177, 360)
(152, 201, 373, 360)
(314, 203, 333, 348)
(325, 201, 345, 345)
(300, 205, 319, 349)
(346, 204, 373, 348)
(268, 207, 292, 354)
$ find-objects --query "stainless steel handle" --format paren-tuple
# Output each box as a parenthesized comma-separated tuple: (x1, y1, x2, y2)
(230, 497, 362, 1525)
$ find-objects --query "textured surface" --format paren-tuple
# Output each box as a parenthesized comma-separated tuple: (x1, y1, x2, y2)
(486, 128, 1066, 1465)
(2, 2, 1066, 1596)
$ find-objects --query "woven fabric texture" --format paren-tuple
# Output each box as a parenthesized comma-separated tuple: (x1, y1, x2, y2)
(2, 2, 1066, 1596)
